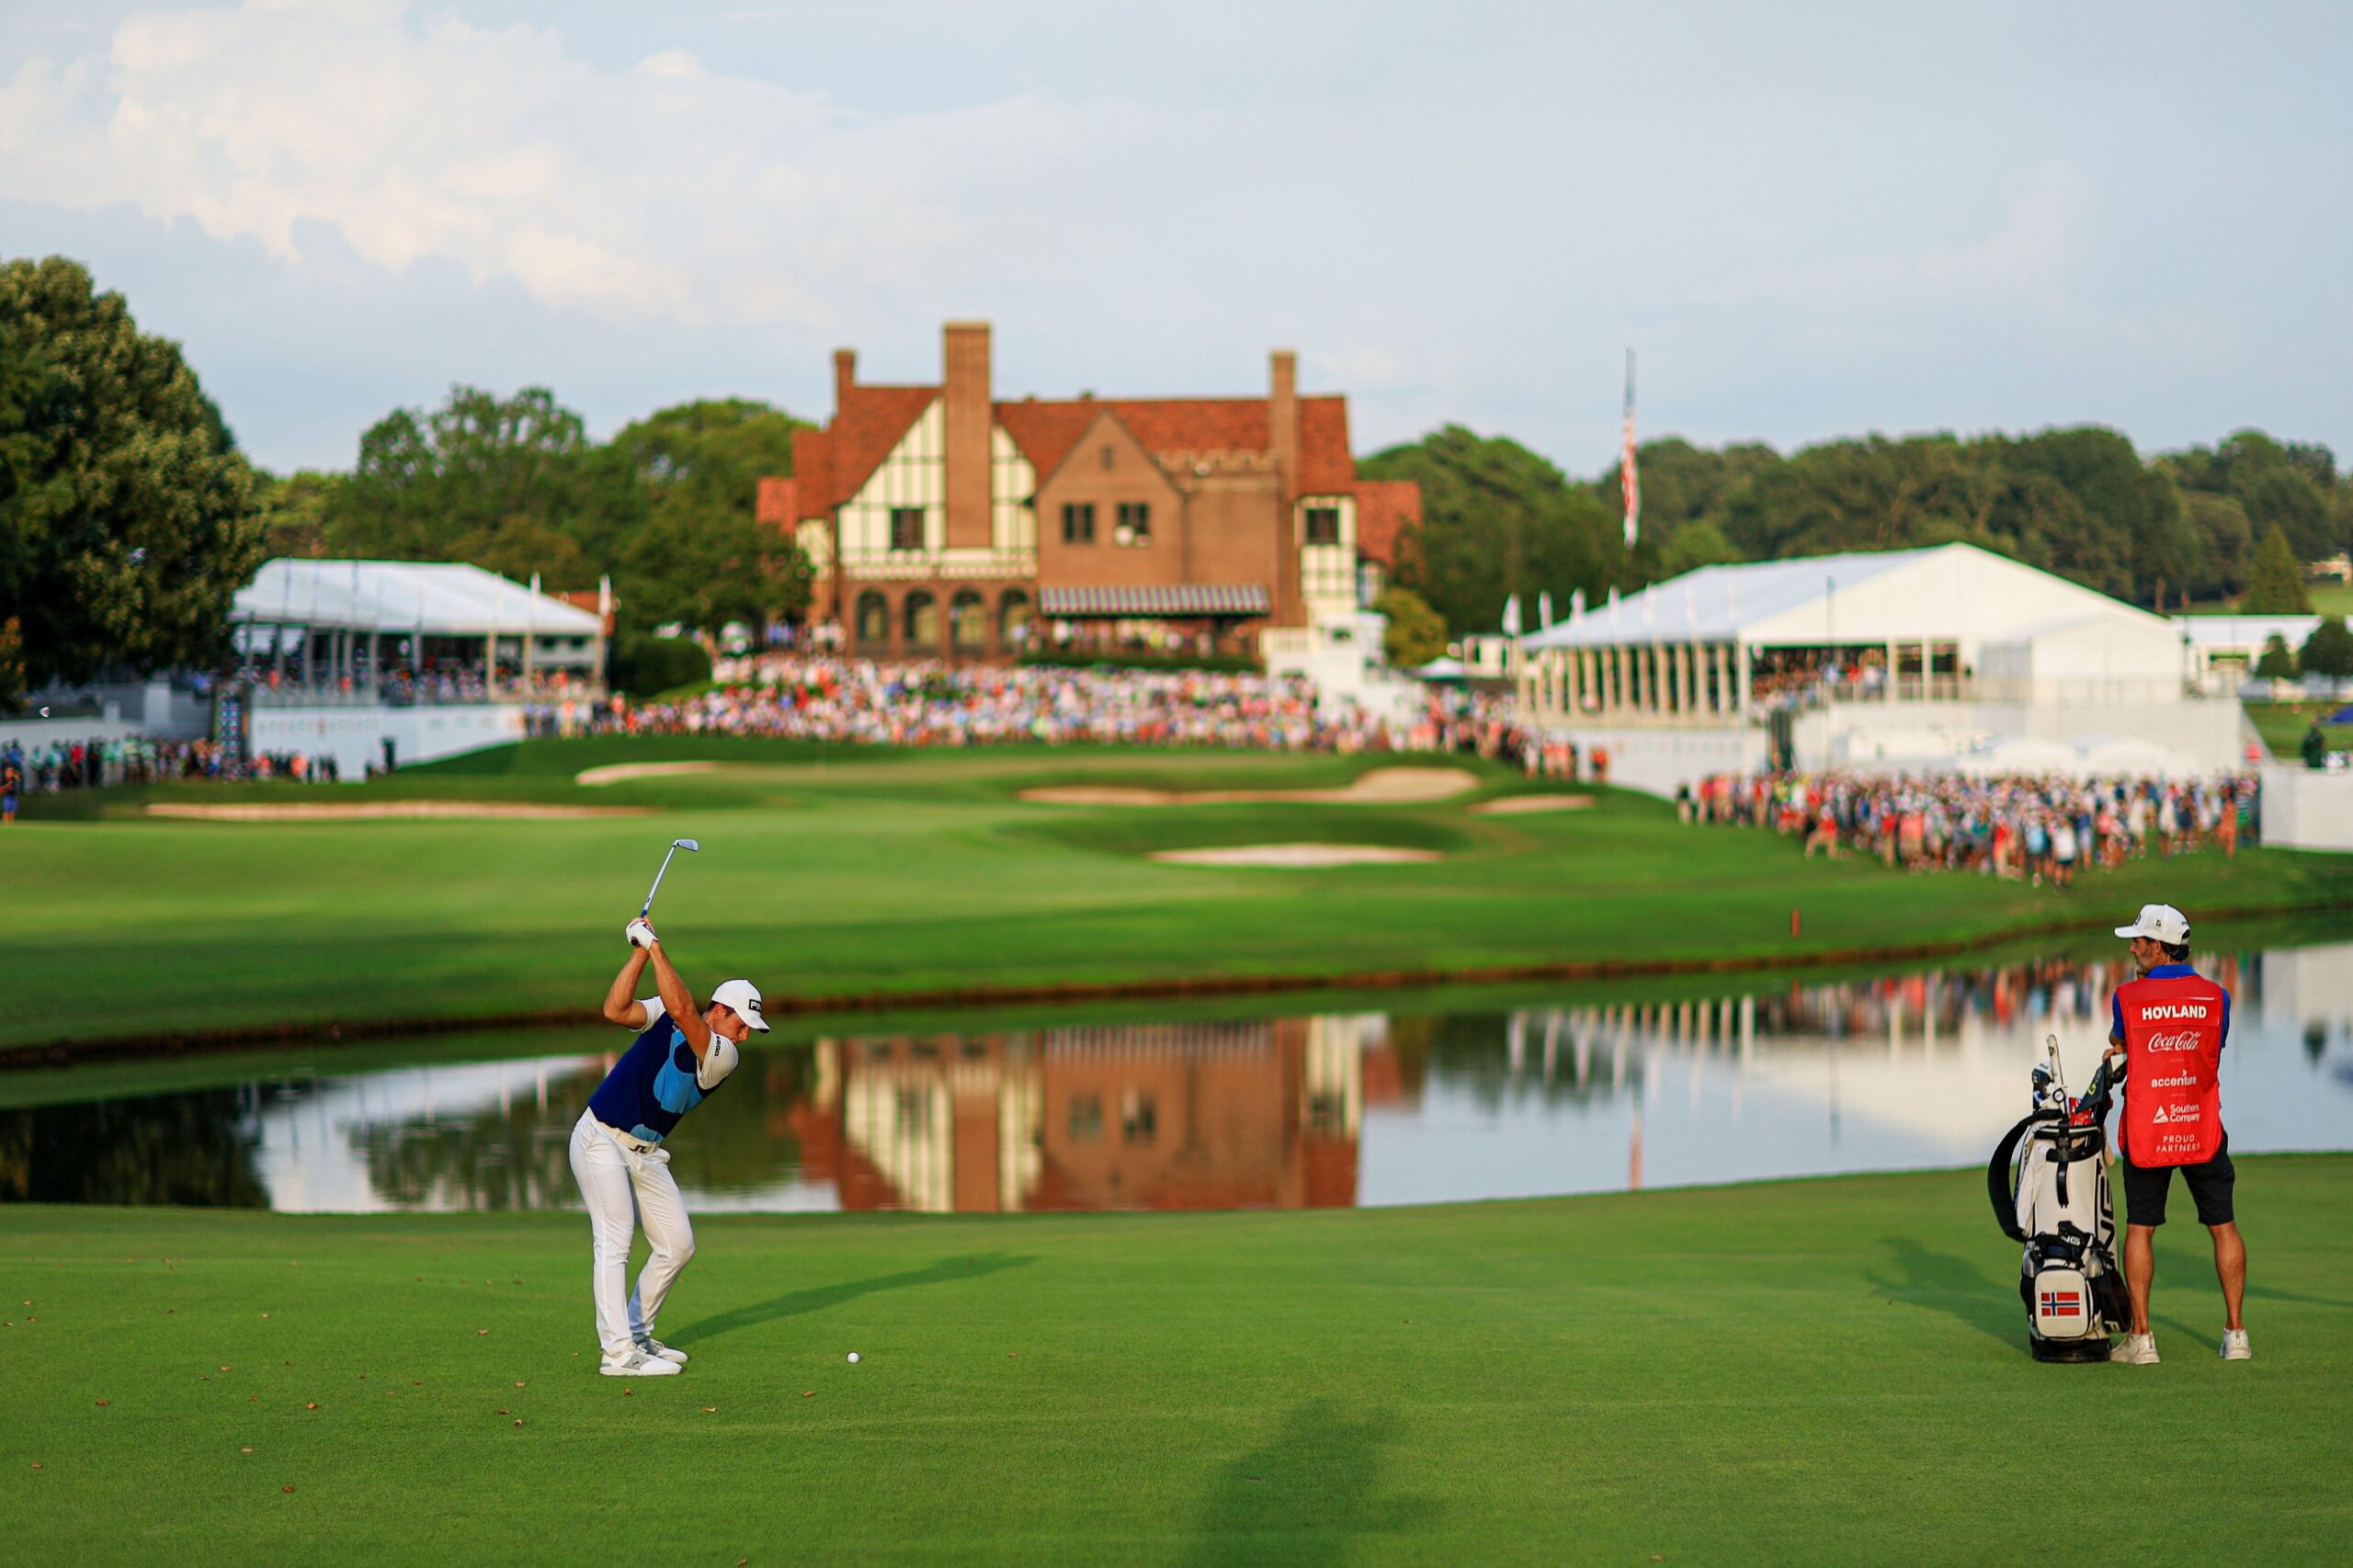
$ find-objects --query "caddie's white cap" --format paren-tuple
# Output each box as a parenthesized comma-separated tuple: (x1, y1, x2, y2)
(710, 978, 770, 1032)
(2114, 903, 2190, 945)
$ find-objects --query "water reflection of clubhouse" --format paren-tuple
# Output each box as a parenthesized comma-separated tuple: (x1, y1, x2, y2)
(8, 942, 2343, 1213)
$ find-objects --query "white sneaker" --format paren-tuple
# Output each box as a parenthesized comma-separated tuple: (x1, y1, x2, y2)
(637, 1335, 688, 1365)
(2110, 1333, 2160, 1365)
(2220, 1328, 2251, 1360)
(599, 1348, 681, 1378)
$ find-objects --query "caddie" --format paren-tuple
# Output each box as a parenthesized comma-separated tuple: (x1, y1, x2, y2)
(568, 915, 767, 1376)
(2102, 903, 2249, 1365)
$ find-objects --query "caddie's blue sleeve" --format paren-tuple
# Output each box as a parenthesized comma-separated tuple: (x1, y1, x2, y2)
(2110, 992, 2124, 1043)
(2220, 989, 2231, 1051)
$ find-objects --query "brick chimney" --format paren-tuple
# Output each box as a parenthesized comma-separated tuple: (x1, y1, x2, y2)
(943, 321, 993, 551)
(1269, 348, 1302, 627)
(833, 348, 857, 415)
(1268, 349, 1299, 495)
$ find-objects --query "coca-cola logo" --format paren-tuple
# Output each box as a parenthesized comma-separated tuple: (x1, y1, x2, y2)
(2143, 1029, 2202, 1052)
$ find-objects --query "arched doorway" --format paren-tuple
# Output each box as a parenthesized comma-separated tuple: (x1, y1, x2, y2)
(999, 589, 1033, 650)
(949, 589, 986, 653)
(903, 590, 938, 649)
(855, 591, 890, 649)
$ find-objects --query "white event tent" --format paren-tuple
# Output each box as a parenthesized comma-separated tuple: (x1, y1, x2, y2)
(1515, 543, 2239, 790)
(231, 560, 606, 693)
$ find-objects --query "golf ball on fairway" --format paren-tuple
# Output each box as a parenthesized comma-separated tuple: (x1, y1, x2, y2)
(847, 1352, 860, 1364)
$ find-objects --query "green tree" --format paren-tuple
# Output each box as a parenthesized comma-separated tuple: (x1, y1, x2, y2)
(0, 256, 262, 704)
(335, 385, 644, 585)
(1360, 425, 1623, 636)
(2178, 490, 2254, 600)
(2301, 616, 2353, 679)
(1372, 585, 1448, 667)
(255, 470, 343, 559)
(2254, 634, 2299, 679)
(2243, 523, 2314, 613)
(608, 399, 812, 635)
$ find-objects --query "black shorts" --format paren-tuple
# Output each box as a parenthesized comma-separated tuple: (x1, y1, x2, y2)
(2120, 1132, 2234, 1228)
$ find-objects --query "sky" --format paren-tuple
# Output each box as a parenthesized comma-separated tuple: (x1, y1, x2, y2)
(4, 0, 2347, 478)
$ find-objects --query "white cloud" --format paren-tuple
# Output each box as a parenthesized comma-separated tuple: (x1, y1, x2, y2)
(0, 0, 1139, 329)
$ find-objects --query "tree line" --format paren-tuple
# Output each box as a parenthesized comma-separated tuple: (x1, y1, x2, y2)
(1361, 423, 2353, 639)
(2, 256, 811, 707)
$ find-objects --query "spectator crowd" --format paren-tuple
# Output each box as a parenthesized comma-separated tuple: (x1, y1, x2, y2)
(581, 653, 1545, 763)
(1678, 770, 2257, 881)
(5, 736, 338, 795)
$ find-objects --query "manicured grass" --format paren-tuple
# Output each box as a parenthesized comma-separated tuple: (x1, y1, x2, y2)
(5, 1159, 2343, 1564)
(7, 741, 2352, 1052)
(2245, 699, 2353, 757)
(2179, 581, 2353, 617)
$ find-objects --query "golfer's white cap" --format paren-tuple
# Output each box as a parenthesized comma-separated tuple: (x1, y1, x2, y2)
(710, 979, 770, 1032)
(2115, 903, 2190, 945)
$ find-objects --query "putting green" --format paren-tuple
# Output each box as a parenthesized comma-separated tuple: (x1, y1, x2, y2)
(6, 1158, 2344, 1563)
(6, 738, 2349, 1053)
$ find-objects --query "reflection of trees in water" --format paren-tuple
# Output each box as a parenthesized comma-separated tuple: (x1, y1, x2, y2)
(0, 1090, 267, 1207)
(352, 1054, 813, 1210)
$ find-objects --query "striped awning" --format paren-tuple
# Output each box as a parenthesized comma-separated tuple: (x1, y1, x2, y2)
(1039, 585, 1271, 619)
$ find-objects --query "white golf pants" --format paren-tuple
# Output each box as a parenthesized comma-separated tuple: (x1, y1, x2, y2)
(568, 1109, 695, 1357)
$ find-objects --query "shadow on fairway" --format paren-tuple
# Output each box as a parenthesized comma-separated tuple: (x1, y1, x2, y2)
(667, 1252, 1033, 1344)
(1868, 1236, 2026, 1352)
(1176, 1399, 1437, 1565)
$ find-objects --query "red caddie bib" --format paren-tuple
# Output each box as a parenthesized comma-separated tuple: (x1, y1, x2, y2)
(2117, 973, 2226, 1167)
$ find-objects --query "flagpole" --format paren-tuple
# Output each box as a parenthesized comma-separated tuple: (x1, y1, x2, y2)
(1620, 347, 1641, 553)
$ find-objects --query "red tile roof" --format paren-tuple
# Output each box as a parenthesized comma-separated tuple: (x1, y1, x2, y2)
(756, 476, 797, 527)
(781, 381, 1370, 519)
(790, 426, 833, 520)
(795, 384, 938, 513)
(1351, 479, 1423, 568)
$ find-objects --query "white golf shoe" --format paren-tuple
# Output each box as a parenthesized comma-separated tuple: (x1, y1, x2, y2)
(2110, 1333, 2160, 1365)
(637, 1335, 688, 1365)
(2220, 1328, 2251, 1360)
(599, 1348, 681, 1378)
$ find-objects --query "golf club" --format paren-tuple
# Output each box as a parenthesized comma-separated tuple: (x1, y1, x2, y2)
(640, 838, 700, 920)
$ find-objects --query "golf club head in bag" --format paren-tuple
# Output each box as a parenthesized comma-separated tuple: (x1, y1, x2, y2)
(1987, 1038, 2126, 1362)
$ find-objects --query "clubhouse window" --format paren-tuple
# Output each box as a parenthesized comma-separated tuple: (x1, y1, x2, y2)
(1062, 502, 1097, 544)
(1067, 1094, 1103, 1142)
(1117, 502, 1152, 544)
(889, 506, 925, 551)
(1100, 445, 1116, 470)
(1304, 506, 1341, 546)
(1120, 1090, 1157, 1145)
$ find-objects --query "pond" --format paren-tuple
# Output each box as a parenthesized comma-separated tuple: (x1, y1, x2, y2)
(5, 939, 2348, 1213)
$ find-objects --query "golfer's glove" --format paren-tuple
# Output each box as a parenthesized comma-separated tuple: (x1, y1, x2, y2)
(625, 917, 658, 949)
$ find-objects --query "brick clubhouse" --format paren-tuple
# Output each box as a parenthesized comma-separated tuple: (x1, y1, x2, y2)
(761, 322, 1419, 658)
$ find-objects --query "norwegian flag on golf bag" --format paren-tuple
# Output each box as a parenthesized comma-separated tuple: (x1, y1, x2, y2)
(2039, 1290, 2083, 1319)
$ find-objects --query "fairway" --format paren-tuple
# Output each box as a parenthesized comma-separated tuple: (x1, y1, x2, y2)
(6, 1159, 2345, 1564)
(8, 739, 2348, 1054)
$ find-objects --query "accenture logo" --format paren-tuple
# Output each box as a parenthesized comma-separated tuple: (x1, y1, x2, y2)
(2147, 1072, 2200, 1088)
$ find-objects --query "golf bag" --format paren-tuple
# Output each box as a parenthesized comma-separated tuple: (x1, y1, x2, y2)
(1987, 1048, 2128, 1362)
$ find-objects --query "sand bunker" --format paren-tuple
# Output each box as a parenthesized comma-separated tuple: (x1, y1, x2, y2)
(1469, 794, 1595, 815)
(146, 802, 648, 823)
(1148, 843, 1442, 868)
(575, 761, 725, 787)
(1023, 767, 1478, 808)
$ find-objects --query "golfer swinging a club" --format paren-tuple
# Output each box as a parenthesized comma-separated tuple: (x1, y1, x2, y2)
(570, 915, 767, 1376)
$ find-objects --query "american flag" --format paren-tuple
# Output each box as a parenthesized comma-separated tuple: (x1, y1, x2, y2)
(2039, 1290, 2083, 1318)
(1620, 347, 1640, 551)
